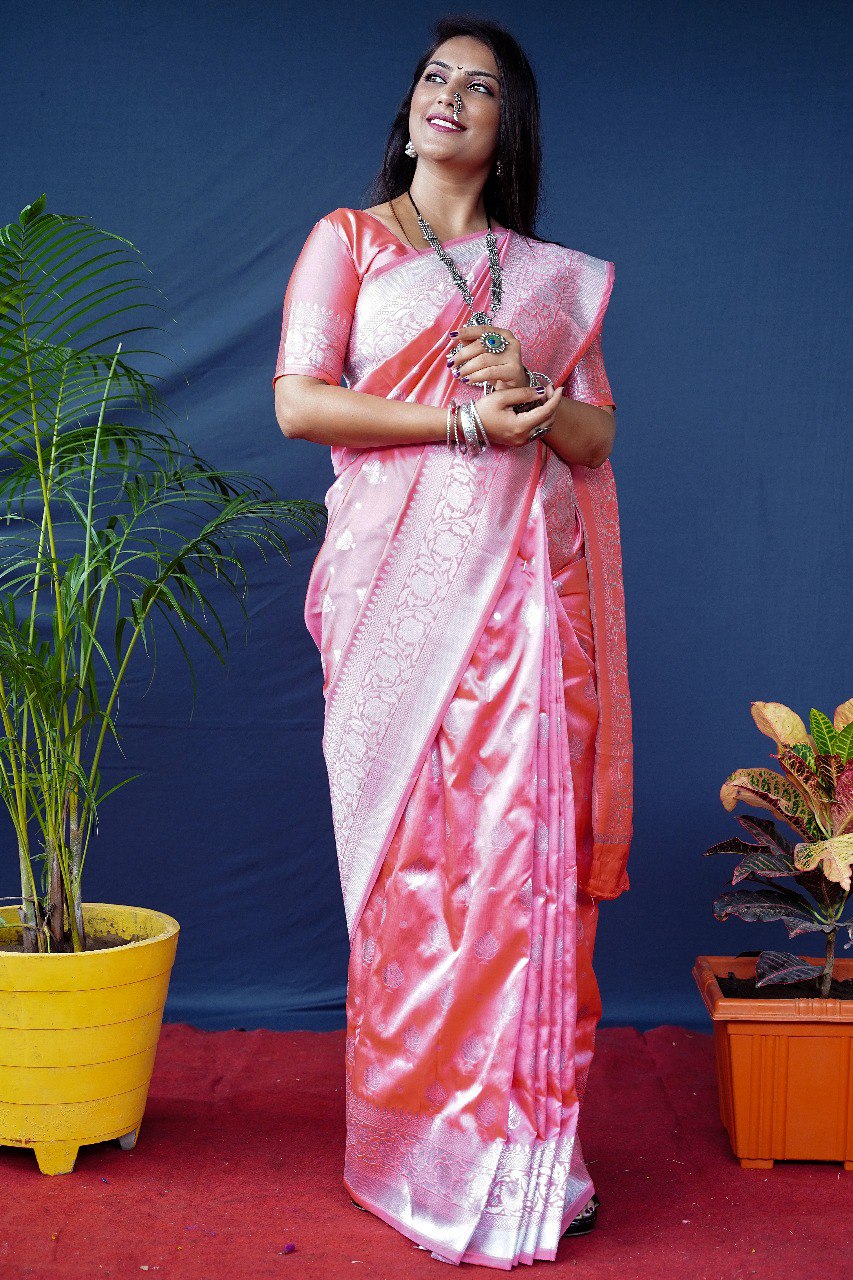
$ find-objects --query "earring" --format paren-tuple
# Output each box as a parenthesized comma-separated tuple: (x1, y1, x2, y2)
(405, 139, 417, 158)
(495, 160, 503, 176)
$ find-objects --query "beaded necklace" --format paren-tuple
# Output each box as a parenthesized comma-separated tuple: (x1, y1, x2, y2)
(405, 189, 502, 326)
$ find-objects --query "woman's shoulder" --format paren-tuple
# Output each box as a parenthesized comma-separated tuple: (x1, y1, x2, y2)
(509, 234, 615, 325)
(290, 209, 367, 284)
(315, 206, 378, 245)
(312, 205, 422, 282)
(311, 207, 388, 274)
(515, 232, 614, 277)
(310, 206, 355, 243)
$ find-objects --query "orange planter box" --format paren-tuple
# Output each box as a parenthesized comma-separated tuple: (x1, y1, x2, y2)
(693, 955, 853, 1169)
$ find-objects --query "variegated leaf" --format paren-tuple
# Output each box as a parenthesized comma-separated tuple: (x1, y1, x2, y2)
(720, 767, 821, 839)
(810, 707, 836, 758)
(788, 741, 817, 770)
(736, 814, 796, 858)
(777, 745, 831, 811)
(713, 886, 826, 936)
(750, 701, 809, 748)
(703, 836, 761, 857)
(814, 751, 843, 797)
(833, 698, 853, 733)
(796, 865, 848, 916)
(732, 844, 799, 884)
(793, 834, 853, 892)
(754, 950, 822, 987)
(831, 761, 853, 837)
(836, 721, 853, 764)
(710, 821, 798, 883)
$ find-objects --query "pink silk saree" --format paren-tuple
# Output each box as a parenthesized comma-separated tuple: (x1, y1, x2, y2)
(273, 208, 633, 1268)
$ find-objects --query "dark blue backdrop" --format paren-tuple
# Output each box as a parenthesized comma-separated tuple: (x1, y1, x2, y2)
(3, 0, 850, 1030)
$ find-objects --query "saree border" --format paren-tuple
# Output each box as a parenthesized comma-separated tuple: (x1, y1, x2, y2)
(324, 440, 545, 939)
(571, 459, 633, 898)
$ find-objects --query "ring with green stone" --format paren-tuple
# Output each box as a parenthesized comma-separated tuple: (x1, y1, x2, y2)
(480, 330, 509, 355)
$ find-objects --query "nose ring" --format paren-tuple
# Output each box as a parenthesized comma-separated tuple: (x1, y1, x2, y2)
(452, 92, 463, 119)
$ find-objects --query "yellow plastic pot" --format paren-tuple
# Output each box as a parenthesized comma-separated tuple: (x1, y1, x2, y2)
(0, 902, 179, 1175)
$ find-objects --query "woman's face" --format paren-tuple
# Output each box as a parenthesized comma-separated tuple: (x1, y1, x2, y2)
(408, 36, 501, 173)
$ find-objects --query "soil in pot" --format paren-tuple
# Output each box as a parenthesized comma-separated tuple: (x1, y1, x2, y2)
(717, 971, 853, 1000)
(0, 925, 141, 954)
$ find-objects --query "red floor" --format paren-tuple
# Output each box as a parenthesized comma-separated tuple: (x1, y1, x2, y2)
(0, 1023, 845, 1279)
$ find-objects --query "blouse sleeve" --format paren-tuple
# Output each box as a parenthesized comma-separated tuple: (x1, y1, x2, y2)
(271, 217, 361, 388)
(564, 328, 616, 408)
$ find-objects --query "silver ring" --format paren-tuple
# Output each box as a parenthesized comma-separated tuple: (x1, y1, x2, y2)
(528, 425, 551, 441)
(480, 330, 508, 355)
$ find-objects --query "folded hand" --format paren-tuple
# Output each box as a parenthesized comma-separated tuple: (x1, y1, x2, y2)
(447, 322, 528, 391)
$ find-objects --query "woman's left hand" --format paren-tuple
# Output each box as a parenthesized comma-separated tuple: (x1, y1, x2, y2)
(447, 322, 528, 390)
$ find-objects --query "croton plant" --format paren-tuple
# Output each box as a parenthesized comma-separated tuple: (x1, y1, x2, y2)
(704, 699, 853, 998)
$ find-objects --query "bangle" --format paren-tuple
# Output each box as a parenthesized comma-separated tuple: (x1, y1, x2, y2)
(455, 402, 469, 454)
(459, 401, 490, 454)
(470, 400, 490, 450)
(459, 402, 477, 453)
(446, 400, 467, 450)
(453, 404, 465, 450)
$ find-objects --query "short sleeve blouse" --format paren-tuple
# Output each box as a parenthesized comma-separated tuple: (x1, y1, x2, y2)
(564, 329, 616, 409)
(272, 218, 361, 388)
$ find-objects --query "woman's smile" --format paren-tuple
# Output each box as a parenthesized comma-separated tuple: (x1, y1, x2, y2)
(427, 113, 466, 133)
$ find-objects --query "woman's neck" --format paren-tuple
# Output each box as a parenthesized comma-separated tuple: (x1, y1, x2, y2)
(407, 167, 489, 241)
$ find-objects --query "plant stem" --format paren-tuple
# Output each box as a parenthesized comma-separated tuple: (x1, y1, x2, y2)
(17, 841, 42, 953)
(819, 927, 837, 998)
(62, 344, 121, 952)
(48, 842, 64, 946)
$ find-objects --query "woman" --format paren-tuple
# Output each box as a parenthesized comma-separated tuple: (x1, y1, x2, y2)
(272, 16, 633, 1269)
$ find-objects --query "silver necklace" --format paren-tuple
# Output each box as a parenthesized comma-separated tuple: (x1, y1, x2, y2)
(406, 189, 502, 326)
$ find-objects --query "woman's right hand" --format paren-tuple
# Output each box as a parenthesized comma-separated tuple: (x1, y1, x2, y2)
(474, 384, 563, 448)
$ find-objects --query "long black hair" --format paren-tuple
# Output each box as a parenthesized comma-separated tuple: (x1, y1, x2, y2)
(365, 15, 546, 241)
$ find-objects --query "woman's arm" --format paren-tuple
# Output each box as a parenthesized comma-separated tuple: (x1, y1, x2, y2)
(445, 321, 617, 469)
(275, 375, 448, 447)
(542, 398, 616, 470)
(275, 375, 563, 451)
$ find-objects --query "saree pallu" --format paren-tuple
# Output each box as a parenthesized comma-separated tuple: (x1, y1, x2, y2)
(273, 208, 633, 1267)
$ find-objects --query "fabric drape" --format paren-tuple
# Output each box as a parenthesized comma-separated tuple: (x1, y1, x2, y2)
(273, 208, 633, 1267)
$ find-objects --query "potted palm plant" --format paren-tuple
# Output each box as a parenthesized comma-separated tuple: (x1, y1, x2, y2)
(0, 195, 326, 1173)
(693, 698, 853, 1168)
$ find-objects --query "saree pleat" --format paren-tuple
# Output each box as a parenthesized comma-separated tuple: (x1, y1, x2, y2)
(344, 499, 603, 1267)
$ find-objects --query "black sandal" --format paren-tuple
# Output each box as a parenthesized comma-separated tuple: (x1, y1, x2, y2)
(562, 1192, 600, 1237)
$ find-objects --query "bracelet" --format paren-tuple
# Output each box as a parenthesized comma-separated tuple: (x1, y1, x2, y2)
(459, 401, 491, 454)
(469, 400, 490, 450)
(455, 401, 470, 454)
(459, 402, 479, 453)
(446, 400, 467, 451)
(453, 404, 466, 450)
(446, 400, 491, 453)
